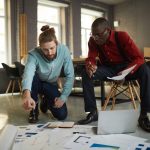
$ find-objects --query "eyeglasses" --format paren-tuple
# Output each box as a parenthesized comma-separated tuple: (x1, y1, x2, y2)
(90, 28, 108, 40)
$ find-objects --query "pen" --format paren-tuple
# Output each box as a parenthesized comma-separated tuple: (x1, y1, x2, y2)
(73, 132, 86, 134)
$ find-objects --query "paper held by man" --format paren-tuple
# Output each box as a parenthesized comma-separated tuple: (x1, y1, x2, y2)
(107, 64, 137, 81)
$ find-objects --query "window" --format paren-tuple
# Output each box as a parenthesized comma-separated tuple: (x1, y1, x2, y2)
(0, 0, 7, 67)
(81, 8, 104, 57)
(38, 0, 67, 44)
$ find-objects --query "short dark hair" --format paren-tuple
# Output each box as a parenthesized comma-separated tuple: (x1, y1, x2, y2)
(92, 17, 110, 29)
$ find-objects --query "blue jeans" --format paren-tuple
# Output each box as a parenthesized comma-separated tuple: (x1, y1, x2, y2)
(31, 74, 67, 120)
(82, 63, 150, 113)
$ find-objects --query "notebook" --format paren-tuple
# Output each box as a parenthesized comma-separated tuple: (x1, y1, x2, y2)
(45, 121, 74, 128)
(97, 109, 139, 135)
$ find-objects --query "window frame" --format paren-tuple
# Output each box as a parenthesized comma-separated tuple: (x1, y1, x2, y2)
(81, 8, 104, 57)
(0, 0, 10, 67)
(37, 1, 62, 44)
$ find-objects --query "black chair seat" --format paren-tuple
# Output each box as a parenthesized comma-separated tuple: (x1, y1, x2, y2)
(2, 63, 22, 94)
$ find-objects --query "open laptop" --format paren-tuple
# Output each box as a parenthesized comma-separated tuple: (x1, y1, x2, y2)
(97, 109, 139, 135)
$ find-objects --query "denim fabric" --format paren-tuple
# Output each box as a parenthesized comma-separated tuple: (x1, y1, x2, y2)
(82, 63, 150, 113)
(31, 74, 67, 120)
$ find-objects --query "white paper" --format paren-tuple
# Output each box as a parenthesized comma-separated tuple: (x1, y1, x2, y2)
(64, 134, 92, 150)
(64, 134, 147, 150)
(9, 123, 149, 150)
(129, 142, 150, 150)
(0, 124, 18, 150)
(107, 64, 136, 80)
(12, 123, 49, 150)
(12, 124, 95, 150)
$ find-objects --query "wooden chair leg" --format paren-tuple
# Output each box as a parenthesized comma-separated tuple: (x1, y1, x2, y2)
(131, 81, 141, 103)
(6, 80, 12, 93)
(12, 80, 16, 95)
(18, 79, 22, 94)
(111, 87, 117, 110)
(102, 83, 118, 110)
(135, 80, 140, 89)
(128, 82, 137, 109)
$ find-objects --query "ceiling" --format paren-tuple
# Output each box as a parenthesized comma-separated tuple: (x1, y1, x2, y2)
(94, 0, 130, 5)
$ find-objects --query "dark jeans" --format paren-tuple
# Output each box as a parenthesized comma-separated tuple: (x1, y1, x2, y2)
(82, 63, 150, 113)
(31, 74, 67, 120)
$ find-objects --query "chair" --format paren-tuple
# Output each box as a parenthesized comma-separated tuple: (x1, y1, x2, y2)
(102, 79, 141, 110)
(14, 61, 25, 77)
(1, 63, 22, 95)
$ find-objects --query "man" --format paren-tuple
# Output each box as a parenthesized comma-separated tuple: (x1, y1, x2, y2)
(78, 17, 150, 132)
(22, 25, 74, 123)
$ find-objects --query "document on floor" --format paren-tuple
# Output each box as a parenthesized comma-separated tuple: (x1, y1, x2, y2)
(64, 134, 148, 150)
(12, 125, 94, 150)
(129, 142, 150, 150)
(107, 64, 136, 80)
(11, 123, 94, 150)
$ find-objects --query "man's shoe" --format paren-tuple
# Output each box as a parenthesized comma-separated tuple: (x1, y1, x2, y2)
(138, 115, 150, 132)
(40, 97, 48, 113)
(77, 111, 98, 125)
(28, 109, 39, 123)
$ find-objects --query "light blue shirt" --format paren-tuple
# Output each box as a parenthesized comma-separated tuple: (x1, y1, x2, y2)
(22, 44, 74, 102)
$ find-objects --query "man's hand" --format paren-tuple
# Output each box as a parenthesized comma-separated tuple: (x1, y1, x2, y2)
(54, 98, 64, 108)
(86, 62, 97, 78)
(22, 90, 36, 111)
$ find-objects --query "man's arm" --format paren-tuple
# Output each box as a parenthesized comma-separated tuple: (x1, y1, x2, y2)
(22, 54, 37, 110)
(118, 31, 144, 74)
(22, 89, 35, 110)
(22, 54, 37, 91)
(86, 37, 99, 77)
(59, 47, 74, 102)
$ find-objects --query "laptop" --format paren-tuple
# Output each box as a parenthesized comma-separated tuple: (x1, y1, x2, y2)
(97, 109, 139, 135)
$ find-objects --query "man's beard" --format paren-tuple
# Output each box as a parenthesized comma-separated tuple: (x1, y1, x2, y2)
(44, 54, 56, 60)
